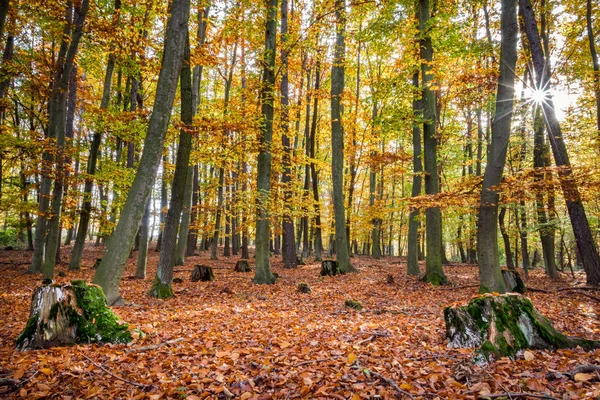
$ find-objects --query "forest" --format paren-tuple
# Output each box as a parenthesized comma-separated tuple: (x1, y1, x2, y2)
(0, 0, 600, 398)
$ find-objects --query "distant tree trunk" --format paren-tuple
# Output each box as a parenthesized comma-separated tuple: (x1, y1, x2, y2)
(186, 165, 199, 256)
(407, 71, 422, 276)
(310, 59, 323, 261)
(330, 0, 354, 273)
(93, 0, 191, 305)
(499, 206, 515, 270)
(148, 33, 193, 299)
(419, 0, 445, 284)
(476, 0, 517, 293)
(135, 198, 151, 279)
(520, 0, 600, 286)
(155, 154, 168, 251)
(40, 1, 90, 280)
(280, 0, 296, 269)
(253, 0, 278, 284)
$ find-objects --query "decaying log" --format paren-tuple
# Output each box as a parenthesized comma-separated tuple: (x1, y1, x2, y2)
(190, 265, 214, 282)
(15, 280, 132, 350)
(444, 293, 600, 361)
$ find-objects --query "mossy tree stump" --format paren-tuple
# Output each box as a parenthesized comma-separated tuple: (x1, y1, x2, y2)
(444, 293, 600, 360)
(320, 260, 342, 276)
(502, 269, 525, 293)
(234, 259, 252, 272)
(191, 265, 214, 282)
(16, 281, 132, 350)
(297, 282, 311, 293)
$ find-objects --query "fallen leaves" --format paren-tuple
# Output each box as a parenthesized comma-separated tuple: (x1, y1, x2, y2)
(0, 250, 599, 399)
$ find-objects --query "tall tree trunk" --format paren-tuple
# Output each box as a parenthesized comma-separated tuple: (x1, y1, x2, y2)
(407, 71, 422, 276)
(520, 0, 600, 286)
(93, 0, 191, 305)
(476, 0, 517, 293)
(419, 0, 445, 284)
(42, 1, 90, 280)
(280, 0, 296, 269)
(155, 154, 168, 251)
(148, 33, 193, 299)
(331, 0, 354, 273)
(499, 206, 515, 270)
(254, 0, 278, 284)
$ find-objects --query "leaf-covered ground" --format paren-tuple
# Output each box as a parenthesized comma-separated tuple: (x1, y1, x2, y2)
(1, 248, 599, 399)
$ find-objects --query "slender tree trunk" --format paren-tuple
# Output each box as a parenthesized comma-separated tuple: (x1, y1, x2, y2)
(331, 0, 354, 273)
(148, 33, 193, 299)
(499, 206, 515, 270)
(93, 0, 191, 305)
(419, 0, 445, 284)
(310, 60, 323, 261)
(407, 71, 422, 276)
(521, 0, 600, 286)
(254, 0, 278, 284)
(280, 0, 296, 268)
(42, 1, 90, 280)
(155, 154, 168, 251)
(476, 0, 517, 293)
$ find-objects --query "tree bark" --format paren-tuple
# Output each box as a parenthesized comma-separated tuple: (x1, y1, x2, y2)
(407, 71, 422, 276)
(330, 0, 354, 273)
(93, 0, 191, 305)
(419, 0, 445, 284)
(586, 0, 600, 140)
(148, 33, 193, 299)
(253, 0, 278, 284)
(476, 0, 518, 293)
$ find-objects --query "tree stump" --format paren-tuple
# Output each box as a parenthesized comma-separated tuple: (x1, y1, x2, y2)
(296, 255, 306, 266)
(444, 293, 600, 361)
(15, 280, 132, 351)
(502, 269, 525, 293)
(297, 282, 311, 293)
(320, 260, 341, 276)
(234, 259, 252, 272)
(191, 265, 214, 282)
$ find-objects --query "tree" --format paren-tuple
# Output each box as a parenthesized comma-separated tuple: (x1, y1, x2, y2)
(476, 0, 518, 293)
(254, 0, 278, 284)
(93, 0, 191, 305)
(419, 0, 445, 285)
(407, 71, 422, 276)
(520, 0, 600, 286)
(330, 0, 354, 273)
(280, 0, 297, 269)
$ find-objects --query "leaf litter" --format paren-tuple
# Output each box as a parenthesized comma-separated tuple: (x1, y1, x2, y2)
(0, 248, 599, 399)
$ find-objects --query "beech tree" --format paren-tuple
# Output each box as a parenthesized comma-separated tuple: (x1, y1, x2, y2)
(93, 0, 191, 305)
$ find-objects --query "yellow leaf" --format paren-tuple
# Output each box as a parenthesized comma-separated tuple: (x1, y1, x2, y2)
(574, 373, 594, 382)
(523, 350, 535, 361)
(400, 383, 413, 390)
(279, 341, 291, 349)
(351, 394, 361, 400)
(347, 353, 357, 364)
(40, 368, 52, 376)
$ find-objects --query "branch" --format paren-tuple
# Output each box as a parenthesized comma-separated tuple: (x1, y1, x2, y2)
(125, 338, 184, 353)
(82, 355, 153, 390)
(480, 393, 559, 400)
(546, 364, 600, 380)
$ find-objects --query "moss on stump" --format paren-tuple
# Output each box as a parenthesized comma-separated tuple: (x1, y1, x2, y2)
(444, 293, 600, 361)
(16, 281, 132, 350)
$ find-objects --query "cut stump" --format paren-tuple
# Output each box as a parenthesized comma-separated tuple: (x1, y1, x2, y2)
(234, 259, 252, 272)
(16, 280, 132, 350)
(297, 282, 311, 293)
(444, 293, 600, 360)
(191, 265, 214, 282)
(320, 260, 342, 276)
(502, 269, 525, 293)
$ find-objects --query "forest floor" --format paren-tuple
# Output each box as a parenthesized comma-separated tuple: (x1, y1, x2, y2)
(0, 247, 599, 399)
